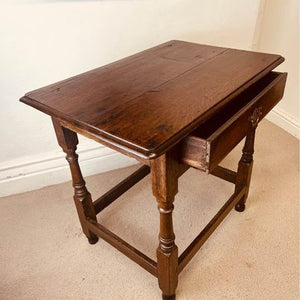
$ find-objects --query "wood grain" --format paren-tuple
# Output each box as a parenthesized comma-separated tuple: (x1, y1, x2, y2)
(19, 40, 287, 300)
(20, 40, 284, 159)
(52, 117, 99, 244)
(181, 71, 287, 171)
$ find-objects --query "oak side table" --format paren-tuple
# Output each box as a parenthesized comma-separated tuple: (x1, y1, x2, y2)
(20, 40, 287, 299)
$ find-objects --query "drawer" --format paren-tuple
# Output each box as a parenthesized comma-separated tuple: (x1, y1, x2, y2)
(181, 71, 287, 172)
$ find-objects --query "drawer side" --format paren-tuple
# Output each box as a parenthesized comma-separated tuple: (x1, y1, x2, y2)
(207, 72, 287, 171)
(181, 71, 287, 172)
(181, 136, 208, 171)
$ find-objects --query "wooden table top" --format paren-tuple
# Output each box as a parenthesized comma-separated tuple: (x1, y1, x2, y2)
(21, 40, 283, 159)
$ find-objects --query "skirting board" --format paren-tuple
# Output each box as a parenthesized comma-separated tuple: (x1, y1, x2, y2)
(1, 107, 298, 198)
(0, 142, 137, 198)
(266, 107, 300, 139)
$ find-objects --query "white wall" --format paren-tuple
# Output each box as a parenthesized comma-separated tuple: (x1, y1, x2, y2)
(0, 0, 262, 196)
(255, 0, 299, 137)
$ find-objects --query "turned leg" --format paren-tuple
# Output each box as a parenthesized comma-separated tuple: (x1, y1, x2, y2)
(235, 128, 256, 212)
(157, 201, 178, 300)
(151, 154, 179, 300)
(52, 118, 98, 244)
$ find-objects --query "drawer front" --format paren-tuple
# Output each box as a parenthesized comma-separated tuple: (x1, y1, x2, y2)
(181, 71, 287, 172)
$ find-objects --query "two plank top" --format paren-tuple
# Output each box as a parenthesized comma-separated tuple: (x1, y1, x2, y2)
(21, 40, 284, 159)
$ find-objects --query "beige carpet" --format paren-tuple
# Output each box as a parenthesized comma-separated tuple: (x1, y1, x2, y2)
(0, 120, 299, 300)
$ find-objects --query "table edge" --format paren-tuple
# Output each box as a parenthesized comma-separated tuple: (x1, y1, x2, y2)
(20, 55, 284, 160)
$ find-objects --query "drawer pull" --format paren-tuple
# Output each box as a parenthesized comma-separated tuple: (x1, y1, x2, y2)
(248, 106, 263, 127)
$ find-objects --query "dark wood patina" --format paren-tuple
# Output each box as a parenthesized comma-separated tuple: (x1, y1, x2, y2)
(20, 40, 287, 300)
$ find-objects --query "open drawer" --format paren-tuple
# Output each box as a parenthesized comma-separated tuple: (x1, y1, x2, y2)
(181, 71, 287, 172)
